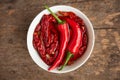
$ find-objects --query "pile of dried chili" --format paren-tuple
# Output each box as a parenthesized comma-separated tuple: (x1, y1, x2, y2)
(33, 6, 88, 70)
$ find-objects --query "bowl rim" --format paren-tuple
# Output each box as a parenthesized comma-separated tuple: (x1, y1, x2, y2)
(27, 5, 95, 73)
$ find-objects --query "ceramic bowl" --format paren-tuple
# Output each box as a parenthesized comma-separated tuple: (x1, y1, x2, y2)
(27, 5, 95, 73)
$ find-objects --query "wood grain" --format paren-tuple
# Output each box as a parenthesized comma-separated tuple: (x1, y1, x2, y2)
(0, 0, 120, 80)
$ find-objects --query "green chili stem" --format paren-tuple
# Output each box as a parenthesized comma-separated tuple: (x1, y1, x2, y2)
(59, 51, 73, 70)
(45, 5, 63, 24)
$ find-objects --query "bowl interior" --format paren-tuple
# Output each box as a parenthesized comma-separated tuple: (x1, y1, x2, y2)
(27, 5, 95, 73)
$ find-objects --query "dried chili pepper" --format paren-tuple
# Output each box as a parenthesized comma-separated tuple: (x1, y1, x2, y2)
(59, 18, 82, 70)
(45, 6, 70, 70)
(33, 14, 59, 65)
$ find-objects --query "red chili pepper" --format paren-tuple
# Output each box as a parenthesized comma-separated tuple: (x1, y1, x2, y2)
(33, 15, 59, 65)
(59, 18, 82, 70)
(45, 6, 70, 70)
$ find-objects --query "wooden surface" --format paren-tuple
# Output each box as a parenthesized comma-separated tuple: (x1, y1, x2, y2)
(0, 0, 120, 80)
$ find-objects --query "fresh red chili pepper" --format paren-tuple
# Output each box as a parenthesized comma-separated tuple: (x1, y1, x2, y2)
(59, 18, 82, 70)
(58, 11, 88, 64)
(45, 6, 70, 70)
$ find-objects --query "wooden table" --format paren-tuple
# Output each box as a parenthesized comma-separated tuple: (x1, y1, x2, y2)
(0, 0, 120, 80)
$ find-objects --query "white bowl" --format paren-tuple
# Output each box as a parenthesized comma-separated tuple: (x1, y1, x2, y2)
(27, 5, 95, 73)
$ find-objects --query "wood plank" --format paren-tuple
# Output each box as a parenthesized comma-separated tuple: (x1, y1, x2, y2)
(0, 0, 120, 80)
